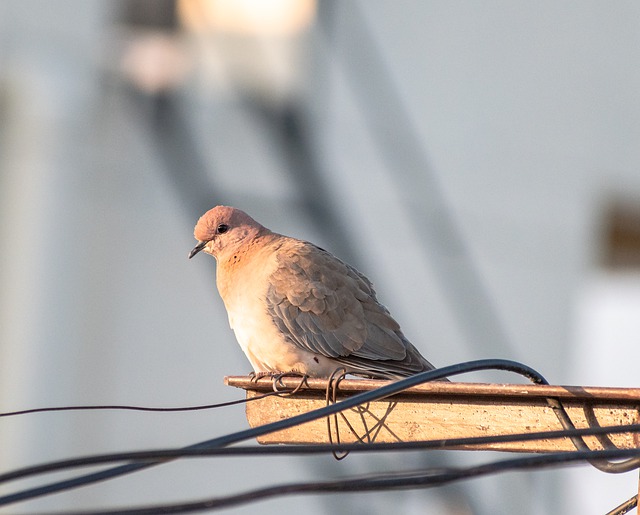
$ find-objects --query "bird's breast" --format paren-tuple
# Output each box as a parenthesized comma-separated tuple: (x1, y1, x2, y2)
(215, 245, 338, 375)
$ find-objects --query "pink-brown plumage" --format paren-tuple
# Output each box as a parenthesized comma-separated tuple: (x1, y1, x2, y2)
(190, 205, 438, 379)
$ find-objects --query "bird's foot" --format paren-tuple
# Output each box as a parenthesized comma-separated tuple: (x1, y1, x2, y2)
(271, 371, 309, 393)
(249, 371, 277, 382)
(248, 371, 309, 393)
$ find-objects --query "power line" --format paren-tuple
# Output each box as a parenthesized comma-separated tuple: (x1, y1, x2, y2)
(1, 359, 638, 508)
(0, 390, 284, 418)
(23, 449, 640, 515)
(1, 423, 639, 485)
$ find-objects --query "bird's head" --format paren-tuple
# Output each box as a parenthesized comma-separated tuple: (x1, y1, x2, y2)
(189, 206, 266, 260)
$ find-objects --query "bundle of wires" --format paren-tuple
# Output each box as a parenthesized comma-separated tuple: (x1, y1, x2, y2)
(1, 359, 638, 514)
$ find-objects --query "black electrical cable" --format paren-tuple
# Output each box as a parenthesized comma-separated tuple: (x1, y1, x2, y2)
(0, 391, 285, 418)
(1, 423, 638, 485)
(0, 359, 637, 507)
(0, 359, 535, 506)
(545, 393, 640, 473)
(25, 449, 640, 515)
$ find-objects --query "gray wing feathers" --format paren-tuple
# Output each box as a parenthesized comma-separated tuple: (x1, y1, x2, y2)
(265, 241, 434, 377)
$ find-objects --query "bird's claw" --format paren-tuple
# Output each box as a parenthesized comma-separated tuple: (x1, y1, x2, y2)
(248, 371, 309, 393)
(249, 370, 292, 382)
(249, 371, 275, 382)
(271, 372, 309, 393)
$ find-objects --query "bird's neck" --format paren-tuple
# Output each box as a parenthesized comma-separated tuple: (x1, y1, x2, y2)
(215, 231, 280, 298)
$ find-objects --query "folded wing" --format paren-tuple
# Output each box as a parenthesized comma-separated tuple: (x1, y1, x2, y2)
(265, 241, 435, 378)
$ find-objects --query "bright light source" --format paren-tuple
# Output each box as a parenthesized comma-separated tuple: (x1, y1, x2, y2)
(178, 0, 316, 37)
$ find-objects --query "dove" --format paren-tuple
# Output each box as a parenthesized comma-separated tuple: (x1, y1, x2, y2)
(189, 206, 439, 379)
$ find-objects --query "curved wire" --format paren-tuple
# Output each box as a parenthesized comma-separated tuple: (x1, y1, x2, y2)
(0, 423, 638, 485)
(0, 391, 287, 418)
(0, 359, 531, 506)
(0, 359, 638, 507)
(22, 448, 640, 515)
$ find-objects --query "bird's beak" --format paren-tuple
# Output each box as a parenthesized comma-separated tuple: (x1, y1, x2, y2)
(188, 240, 208, 259)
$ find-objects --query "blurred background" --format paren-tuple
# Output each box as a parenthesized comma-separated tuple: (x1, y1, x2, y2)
(1, 1, 640, 513)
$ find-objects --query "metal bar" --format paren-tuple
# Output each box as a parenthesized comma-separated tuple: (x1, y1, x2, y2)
(226, 376, 640, 451)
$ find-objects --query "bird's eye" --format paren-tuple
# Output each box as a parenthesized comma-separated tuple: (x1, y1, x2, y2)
(216, 223, 229, 234)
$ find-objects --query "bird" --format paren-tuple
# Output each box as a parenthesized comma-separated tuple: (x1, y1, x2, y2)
(189, 205, 440, 379)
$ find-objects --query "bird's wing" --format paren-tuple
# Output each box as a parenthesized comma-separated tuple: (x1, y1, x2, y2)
(265, 241, 431, 376)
